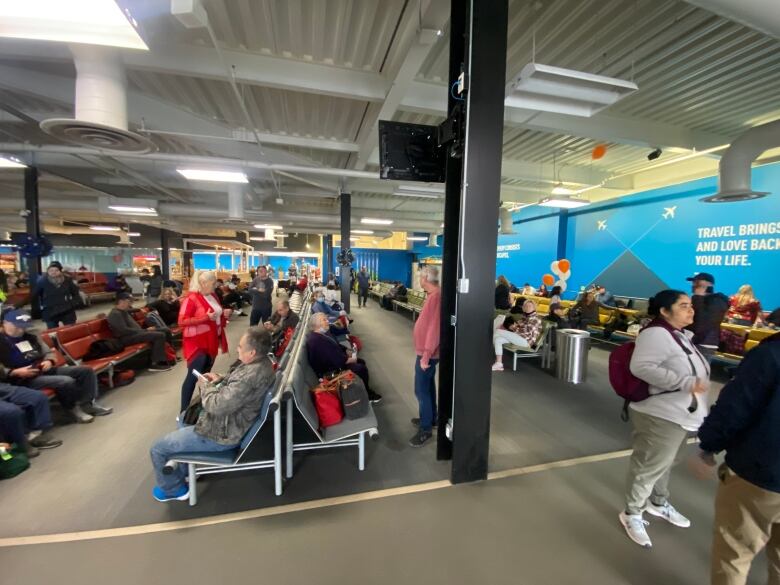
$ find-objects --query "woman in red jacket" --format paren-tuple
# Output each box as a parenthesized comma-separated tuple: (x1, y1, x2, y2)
(177, 270, 230, 412)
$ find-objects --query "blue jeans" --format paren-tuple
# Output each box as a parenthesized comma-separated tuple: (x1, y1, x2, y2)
(0, 384, 53, 445)
(149, 426, 236, 494)
(23, 366, 97, 409)
(414, 356, 438, 432)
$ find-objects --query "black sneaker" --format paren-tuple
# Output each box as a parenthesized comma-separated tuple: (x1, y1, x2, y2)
(409, 429, 433, 448)
(149, 363, 173, 372)
(411, 418, 437, 428)
(83, 402, 113, 416)
(367, 390, 383, 404)
(29, 436, 63, 450)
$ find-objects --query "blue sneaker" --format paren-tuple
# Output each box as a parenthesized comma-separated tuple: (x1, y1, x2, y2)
(152, 484, 189, 502)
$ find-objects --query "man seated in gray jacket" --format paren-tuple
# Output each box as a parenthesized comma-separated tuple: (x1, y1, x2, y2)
(149, 327, 275, 502)
(107, 292, 171, 372)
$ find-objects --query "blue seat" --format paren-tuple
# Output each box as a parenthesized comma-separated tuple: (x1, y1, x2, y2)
(170, 376, 283, 506)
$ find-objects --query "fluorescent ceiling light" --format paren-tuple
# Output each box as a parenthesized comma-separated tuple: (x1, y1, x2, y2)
(108, 205, 157, 214)
(0, 156, 25, 168)
(89, 225, 121, 231)
(407, 236, 428, 241)
(177, 169, 248, 183)
(253, 224, 283, 230)
(393, 190, 441, 199)
(506, 63, 638, 118)
(550, 183, 576, 196)
(397, 184, 444, 194)
(538, 196, 590, 209)
(0, 0, 148, 50)
(361, 218, 394, 225)
(126, 232, 141, 237)
(351, 229, 374, 235)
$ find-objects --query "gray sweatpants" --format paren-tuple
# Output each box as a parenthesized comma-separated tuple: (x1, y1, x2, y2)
(625, 409, 690, 515)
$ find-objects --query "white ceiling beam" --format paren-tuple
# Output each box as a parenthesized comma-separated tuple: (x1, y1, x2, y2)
(499, 160, 634, 189)
(400, 80, 729, 151)
(352, 0, 449, 170)
(0, 39, 730, 153)
(0, 39, 388, 102)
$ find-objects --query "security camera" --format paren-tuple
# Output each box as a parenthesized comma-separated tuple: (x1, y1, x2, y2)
(647, 148, 662, 161)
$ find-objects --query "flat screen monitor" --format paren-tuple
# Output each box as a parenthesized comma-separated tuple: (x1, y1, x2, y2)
(378, 121, 445, 183)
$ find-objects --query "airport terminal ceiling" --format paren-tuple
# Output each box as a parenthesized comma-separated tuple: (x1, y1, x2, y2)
(1, 0, 780, 242)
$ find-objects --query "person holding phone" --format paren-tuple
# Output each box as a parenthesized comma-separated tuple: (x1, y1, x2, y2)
(177, 270, 230, 413)
(619, 289, 712, 548)
(0, 309, 112, 423)
(150, 328, 275, 502)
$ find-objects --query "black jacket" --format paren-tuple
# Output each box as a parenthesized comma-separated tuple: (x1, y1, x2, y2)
(699, 333, 780, 493)
(687, 292, 729, 346)
(33, 276, 81, 321)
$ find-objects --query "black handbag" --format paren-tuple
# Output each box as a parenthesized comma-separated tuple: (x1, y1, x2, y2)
(337, 373, 369, 420)
(182, 393, 202, 425)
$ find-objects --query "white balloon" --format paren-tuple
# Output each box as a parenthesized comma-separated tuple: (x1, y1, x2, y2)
(550, 260, 560, 274)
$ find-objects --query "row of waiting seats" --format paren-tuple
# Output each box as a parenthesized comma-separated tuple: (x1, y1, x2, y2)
(368, 282, 426, 319)
(509, 295, 776, 366)
(170, 287, 379, 506)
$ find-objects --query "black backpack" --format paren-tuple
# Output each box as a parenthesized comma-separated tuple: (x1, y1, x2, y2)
(83, 339, 125, 361)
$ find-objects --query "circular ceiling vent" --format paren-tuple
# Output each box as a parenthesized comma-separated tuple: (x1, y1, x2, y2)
(700, 190, 769, 203)
(39, 118, 156, 153)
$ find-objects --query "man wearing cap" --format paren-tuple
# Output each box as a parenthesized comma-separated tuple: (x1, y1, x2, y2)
(686, 272, 729, 361)
(0, 309, 112, 423)
(107, 293, 172, 371)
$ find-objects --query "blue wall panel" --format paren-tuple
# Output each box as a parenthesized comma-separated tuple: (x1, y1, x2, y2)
(560, 162, 780, 307)
(193, 253, 216, 270)
(332, 247, 413, 286)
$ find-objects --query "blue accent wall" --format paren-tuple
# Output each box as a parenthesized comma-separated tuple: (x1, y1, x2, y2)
(503, 162, 780, 307)
(332, 247, 413, 286)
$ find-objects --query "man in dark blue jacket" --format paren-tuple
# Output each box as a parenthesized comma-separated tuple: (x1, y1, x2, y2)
(694, 332, 780, 585)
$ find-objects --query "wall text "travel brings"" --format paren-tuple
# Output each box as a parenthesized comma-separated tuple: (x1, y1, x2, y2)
(695, 221, 780, 267)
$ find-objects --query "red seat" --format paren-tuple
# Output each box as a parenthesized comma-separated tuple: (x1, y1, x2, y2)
(53, 323, 90, 345)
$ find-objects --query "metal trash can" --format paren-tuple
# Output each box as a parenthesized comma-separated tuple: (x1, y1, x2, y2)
(555, 329, 590, 384)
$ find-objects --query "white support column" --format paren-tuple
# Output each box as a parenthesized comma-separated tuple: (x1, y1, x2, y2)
(285, 398, 294, 479)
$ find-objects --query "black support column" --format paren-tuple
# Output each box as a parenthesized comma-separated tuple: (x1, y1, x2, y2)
(339, 192, 351, 311)
(448, 0, 508, 484)
(436, 0, 467, 461)
(160, 229, 170, 280)
(324, 234, 333, 282)
(24, 166, 42, 287)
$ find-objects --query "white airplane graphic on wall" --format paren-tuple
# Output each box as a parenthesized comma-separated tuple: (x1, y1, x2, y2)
(597, 220, 607, 231)
(662, 206, 677, 219)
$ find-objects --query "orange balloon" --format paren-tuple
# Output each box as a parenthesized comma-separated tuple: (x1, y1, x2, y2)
(542, 274, 555, 286)
(558, 259, 570, 273)
(591, 144, 607, 160)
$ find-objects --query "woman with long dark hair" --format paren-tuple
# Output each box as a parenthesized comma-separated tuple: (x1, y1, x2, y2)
(619, 289, 711, 548)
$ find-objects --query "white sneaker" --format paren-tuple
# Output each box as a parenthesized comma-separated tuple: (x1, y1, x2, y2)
(619, 511, 652, 548)
(491, 363, 504, 371)
(646, 501, 691, 528)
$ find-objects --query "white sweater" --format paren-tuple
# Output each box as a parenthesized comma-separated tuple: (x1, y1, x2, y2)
(629, 325, 712, 431)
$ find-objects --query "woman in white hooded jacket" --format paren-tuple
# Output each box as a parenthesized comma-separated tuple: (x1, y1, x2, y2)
(619, 289, 712, 548)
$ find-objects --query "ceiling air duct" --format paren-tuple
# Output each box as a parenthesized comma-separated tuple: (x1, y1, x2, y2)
(701, 119, 780, 203)
(223, 183, 246, 224)
(499, 207, 516, 235)
(40, 45, 155, 153)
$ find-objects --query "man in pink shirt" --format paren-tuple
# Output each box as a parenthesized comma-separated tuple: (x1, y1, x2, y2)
(410, 265, 441, 447)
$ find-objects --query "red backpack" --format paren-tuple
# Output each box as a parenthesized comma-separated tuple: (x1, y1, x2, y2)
(608, 322, 694, 421)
